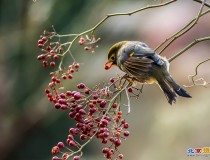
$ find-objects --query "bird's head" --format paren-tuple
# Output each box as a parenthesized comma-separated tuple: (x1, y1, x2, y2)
(104, 41, 126, 70)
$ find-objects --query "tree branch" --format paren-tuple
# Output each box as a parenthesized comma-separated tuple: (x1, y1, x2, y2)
(193, 0, 210, 8)
(169, 36, 210, 62)
(156, 0, 207, 54)
(57, 0, 177, 68)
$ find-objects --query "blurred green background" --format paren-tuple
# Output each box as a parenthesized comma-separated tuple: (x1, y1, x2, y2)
(0, 0, 210, 160)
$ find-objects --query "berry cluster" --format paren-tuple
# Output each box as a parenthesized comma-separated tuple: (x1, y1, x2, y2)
(46, 62, 80, 103)
(37, 31, 63, 68)
(78, 35, 100, 53)
(36, 29, 135, 160)
(46, 76, 131, 160)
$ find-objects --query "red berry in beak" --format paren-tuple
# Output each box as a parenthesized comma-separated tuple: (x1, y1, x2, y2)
(104, 61, 113, 70)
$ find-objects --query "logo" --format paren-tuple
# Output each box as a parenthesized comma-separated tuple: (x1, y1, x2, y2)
(187, 147, 210, 157)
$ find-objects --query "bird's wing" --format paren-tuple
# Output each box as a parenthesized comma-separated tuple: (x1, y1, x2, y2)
(121, 56, 153, 80)
(118, 42, 163, 81)
(126, 42, 163, 66)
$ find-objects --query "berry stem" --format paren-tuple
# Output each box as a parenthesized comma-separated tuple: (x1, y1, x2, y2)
(101, 82, 131, 124)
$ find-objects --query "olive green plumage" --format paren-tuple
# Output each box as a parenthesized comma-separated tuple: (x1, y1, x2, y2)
(105, 41, 191, 104)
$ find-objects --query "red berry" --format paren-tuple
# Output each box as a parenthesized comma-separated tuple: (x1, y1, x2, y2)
(79, 109, 86, 115)
(77, 83, 85, 89)
(68, 134, 74, 140)
(109, 137, 114, 142)
(42, 36, 48, 42)
(79, 37, 85, 45)
(69, 140, 76, 146)
(46, 45, 51, 51)
(38, 44, 43, 48)
(117, 111, 122, 115)
(66, 91, 72, 96)
(57, 142, 64, 148)
(93, 94, 98, 100)
(53, 55, 59, 60)
(38, 39, 44, 44)
(100, 100, 107, 108)
(84, 47, 90, 51)
(61, 104, 68, 110)
(79, 40, 83, 45)
(62, 153, 68, 160)
(37, 54, 45, 60)
(121, 119, 126, 124)
(84, 89, 90, 94)
(58, 99, 67, 104)
(106, 151, 113, 159)
(46, 55, 51, 60)
(118, 154, 124, 159)
(68, 74, 73, 79)
(43, 61, 48, 67)
(50, 50, 55, 54)
(56, 79, 61, 83)
(80, 134, 87, 141)
(73, 156, 80, 160)
(62, 75, 67, 79)
(127, 87, 133, 93)
(88, 103, 94, 108)
(69, 128, 75, 134)
(105, 65, 110, 70)
(110, 149, 115, 153)
(124, 123, 129, 129)
(55, 103, 61, 109)
(75, 105, 82, 112)
(102, 138, 108, 144)
(115, 132, 121, 137)
(101, 119, 108, 126)
(74, 63, 80, 68)
(51, 76, 57, 82)
(52, 156, 60, 160)
(114, 139, 122, 147)
(89, 107, 97, 114)
(110, 78, 115, 83)
(73, 92, 82, 100)
(45, 89, 50, 94)
(52, 146, 59, 154)
(70, 69, 74, 73)
(80, 37, 85, 42)
(69, 112, 75, 118)
(102, 147, 109, 154)
(112, 103, 117, 108)
(103, 131, 110, 138)
(124, 131, 130, 137)
(50, 61, 56, 67)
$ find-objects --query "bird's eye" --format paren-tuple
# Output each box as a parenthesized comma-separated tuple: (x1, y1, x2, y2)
(110, 56, 115, 60)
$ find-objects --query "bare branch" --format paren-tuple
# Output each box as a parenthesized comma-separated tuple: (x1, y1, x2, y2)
(193, 0, 210, 8)
(169, 36, 210, 62)
(156, 0, 207, 54)
(57, 0, 177, 68)
(125, 89, 131, 114)
(184, 59, 210, 88)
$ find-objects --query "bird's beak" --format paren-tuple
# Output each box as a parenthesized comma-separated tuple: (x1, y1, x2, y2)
(104, 60, 113, 70)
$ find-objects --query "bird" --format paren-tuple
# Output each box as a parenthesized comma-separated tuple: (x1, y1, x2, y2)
(104, 41, 191, 104)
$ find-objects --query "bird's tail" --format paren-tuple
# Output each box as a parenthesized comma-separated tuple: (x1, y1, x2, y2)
(157, 76, 191, 105)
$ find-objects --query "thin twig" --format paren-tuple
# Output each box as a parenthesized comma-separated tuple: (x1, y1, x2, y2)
(184, 58, 210, 87)
(193, 0, 210, 8)
(125, 89, 131, 114)
(169, 36, 210, 62)
(156, 0, 207, 54)
(58, 0, 177, 68)
(155, 9, 210, 53)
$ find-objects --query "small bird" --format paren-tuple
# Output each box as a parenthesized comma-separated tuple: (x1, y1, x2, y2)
(104, 41, 191, 104)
